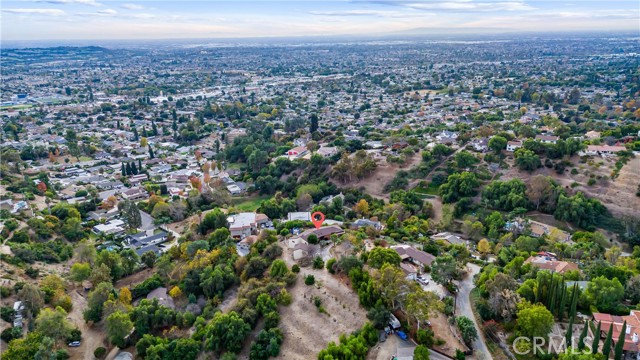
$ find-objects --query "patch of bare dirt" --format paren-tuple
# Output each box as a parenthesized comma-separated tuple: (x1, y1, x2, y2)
(499, 155, 640, 219)
(333, 152, 422, 200)
(67, 289, 109, 360)
(278, 247, 368, 359)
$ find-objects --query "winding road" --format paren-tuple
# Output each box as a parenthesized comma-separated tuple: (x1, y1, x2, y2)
(457, 263, 493, 360)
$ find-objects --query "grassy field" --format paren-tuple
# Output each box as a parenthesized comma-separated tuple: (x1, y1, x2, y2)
(232, 194, 270, 212)
(0, 104, 33, 111)
(414, 182, 440, 195)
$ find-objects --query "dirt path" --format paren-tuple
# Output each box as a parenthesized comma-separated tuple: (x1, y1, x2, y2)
(68, 290, 107, 360)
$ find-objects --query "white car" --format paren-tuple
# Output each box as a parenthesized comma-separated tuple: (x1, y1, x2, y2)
(68, 341, 81, 347)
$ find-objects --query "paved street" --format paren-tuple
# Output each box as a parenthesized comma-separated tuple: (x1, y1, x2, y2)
(457, 263, 493, 360)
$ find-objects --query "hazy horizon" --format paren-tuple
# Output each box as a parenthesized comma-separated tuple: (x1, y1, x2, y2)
(1, 0, 638, 42)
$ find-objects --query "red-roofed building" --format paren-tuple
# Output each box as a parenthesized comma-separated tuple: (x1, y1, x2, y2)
(592, 310, 640, 356)
(524, 255, 579, 274)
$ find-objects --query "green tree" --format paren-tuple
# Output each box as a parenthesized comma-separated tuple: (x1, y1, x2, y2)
(17, 283, 44, 317)
(592, 320, 601, 354)
(256, 294, 277, 316)
(249, 328, 283, 360)
(367, 247, 401, 269)
(35, 306, 73, 343)
(106, 311, 133, 348)
(514, 148, 541, 172)
(199, 209, 228, 235)
(141, 251, 156, 268)
(204, 311, 251, 353)
(614, 321, 626, 360)
(431, 254, 458, 286)
(440, 172, 479, 203)
(516, 302, 554, 338)
(414, 345, 431, 360)
(489, 136, 508, 153)
(61, 217, 85, 241)
(455, 151, 479, 169)
(310, 113, 319, 133)
(118, 200, 141, 231)
(578, 322, 590, 351)
(602, 324, 614, 359)
(456, 316, 478, 346)
(84, 282, 113, 323)
(585, 276, 624, 311)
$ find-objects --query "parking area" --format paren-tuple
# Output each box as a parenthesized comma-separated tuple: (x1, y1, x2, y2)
(368, 332, 416, 360)
(417, 274, 447, 298)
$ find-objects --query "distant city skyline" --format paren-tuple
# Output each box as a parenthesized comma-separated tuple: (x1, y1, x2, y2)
(1, 0, 638, 41)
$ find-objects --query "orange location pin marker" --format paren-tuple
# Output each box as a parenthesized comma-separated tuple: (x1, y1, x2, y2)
(311, 211, 325, 229)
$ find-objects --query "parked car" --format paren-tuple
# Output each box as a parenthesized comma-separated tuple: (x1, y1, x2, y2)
(68, 341, 81, 347)
(396, 331, 408, 341)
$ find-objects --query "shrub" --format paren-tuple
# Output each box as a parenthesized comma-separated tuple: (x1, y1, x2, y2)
(1, 286, 12, 298)
(131, 274, 163, 298)
(55, 348, 70, 360)
(94, 347, 107, 359)
(67, 328, 82, 342)
(25, 267, 40, 278)
(312, 256, 324, 269)
(417, 328, 435, 347)
(326, 258, 337, 274)
(291, 264, 300, 273)
(587, 178, 596, 186)
(304, 275, 315, 286)
(1, 327, 22, 342)
(1, 306, 15, 322)
(307, 234, 319, 244)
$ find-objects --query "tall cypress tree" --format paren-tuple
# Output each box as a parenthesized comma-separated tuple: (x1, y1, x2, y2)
(131, 161, 138, 175)
(566, 314, 575, 347)
(549, 276, 557, 314)
(614, 321, 626, 360)
(121, 162, 126, 176)
(578, 321, 589, 351)
(592, 321, 602, 354)
(138, 159, 142, 171)
(125, 162, 132, 176)
(536, 275, 545, 304)
(148, 145, 155, 159)
(603, 324, 614, 359)
(569, 284, 579, 320)
(152, 121, 158, 136)
(558, 282, 567, 321)
(133, 127, 139, 141)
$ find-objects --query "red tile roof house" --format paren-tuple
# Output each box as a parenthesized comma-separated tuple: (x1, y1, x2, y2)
(524, 255, 579, 274)
(592, 311, 640, 356)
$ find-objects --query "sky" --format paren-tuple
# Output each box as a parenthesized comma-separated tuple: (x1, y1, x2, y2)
(1, 0, 639, 41)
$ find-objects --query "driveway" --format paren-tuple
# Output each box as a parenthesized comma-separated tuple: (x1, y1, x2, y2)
(139, 210, 154, 231)
(457, 263, 493, 360)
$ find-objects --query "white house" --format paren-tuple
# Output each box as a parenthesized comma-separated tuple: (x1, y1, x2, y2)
(507, 140, 523, 152)
(228, 212, 269, 238)
(536, 135, 559, 144)
(579, 145, 627, 156)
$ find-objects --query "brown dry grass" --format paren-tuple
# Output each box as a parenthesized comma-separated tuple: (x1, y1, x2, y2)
(500, 155, 640, 219)
(278, 247, 368, 359)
